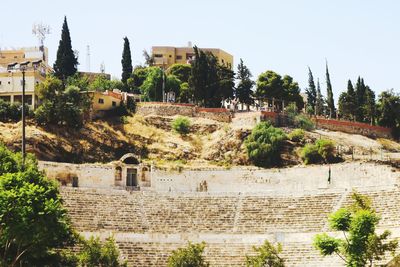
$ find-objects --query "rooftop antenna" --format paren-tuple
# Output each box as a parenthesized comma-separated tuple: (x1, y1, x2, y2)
(86, 45, 91, 72)
(100, 61, 105, 73)
(32, 23, 51, 61)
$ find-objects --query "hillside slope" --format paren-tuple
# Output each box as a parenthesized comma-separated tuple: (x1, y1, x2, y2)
(0, 112, 399, 167)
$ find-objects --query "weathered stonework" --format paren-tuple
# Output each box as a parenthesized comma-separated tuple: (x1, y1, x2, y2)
(136, 102, 232, 122)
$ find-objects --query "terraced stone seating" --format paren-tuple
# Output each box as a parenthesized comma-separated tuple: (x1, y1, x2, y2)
(116, 241, 342, 267)
(142, 193, 238, 233)
(340, 188, 400, 228)
(61, 188, 147, 232)
(60, 187, 400, 266)
(236, 193, 342, 233)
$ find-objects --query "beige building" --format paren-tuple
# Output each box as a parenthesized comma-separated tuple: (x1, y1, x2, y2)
(0, 47, 51, 109)
(152, 45, 233, 69)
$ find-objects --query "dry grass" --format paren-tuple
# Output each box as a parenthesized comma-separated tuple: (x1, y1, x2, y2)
(377, 138, 400, 152)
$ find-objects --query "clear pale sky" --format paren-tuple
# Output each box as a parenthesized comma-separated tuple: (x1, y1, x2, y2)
(1, 0, 399, 101)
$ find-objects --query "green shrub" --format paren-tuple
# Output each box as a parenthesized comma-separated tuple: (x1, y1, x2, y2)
(245, 122, 286, 167)
(300, 139, 336, 164)
(300, 143, 322, 164)
(172, 116, 191, 135)
(316, 139, 335, 162)
(167, 242, 209, 267)
(288, 129, 305, 142)
(0, 99, 31, 122)
(294, 114, 315, 131)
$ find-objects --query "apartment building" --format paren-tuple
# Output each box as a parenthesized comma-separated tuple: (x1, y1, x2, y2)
(152, 45, 233, 69)
(0, 47, 51, 109)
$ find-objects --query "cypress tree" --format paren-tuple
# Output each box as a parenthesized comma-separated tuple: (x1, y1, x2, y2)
(236, 59, 254, 110)
(315, 78, 324, 116)
(54, 16, 78, 81)
(121, 37, 133, 89)
(325, 62, 335, 118)
(346, 80, 356, 120)
(305, 67, 317, 114)
(355, 76, 367, 122)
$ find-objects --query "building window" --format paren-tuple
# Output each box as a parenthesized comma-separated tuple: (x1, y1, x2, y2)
(0, 81, 2, 85)
(169, 55, 172, 58)
(154, 54, 163, 58)
(176, 55, 182, 60)
(98, 98, 104, 104)
(8, 81, 10, 84)
(112, 101, 116, 107)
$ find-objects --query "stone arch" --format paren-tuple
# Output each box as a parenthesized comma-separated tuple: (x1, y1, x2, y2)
(120, 153, 139, 164)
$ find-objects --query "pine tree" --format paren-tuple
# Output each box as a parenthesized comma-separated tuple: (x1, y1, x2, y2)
(305, 67, 317, 114)
(325, 62, 335, 118)
(236, 59, 254, 110)
(315, 78, 324, 116)
(121, 37, 133, 89)
(54, 16, 78, 81)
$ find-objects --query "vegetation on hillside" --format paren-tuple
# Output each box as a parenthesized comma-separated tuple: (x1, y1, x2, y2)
(245, 122, 286, 167)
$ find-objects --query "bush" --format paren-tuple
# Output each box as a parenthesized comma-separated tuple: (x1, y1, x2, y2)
(300, 139, 336, 164)
(288, 129, 305, 142)
(245, 122, 286, 167)
(300, 143, 322, 164)
(172, 116, 191, 135)
(316, 139, 335, 162)
(0, 99, 31, 122)
(167, 242, 209, 267)
(293, 114, 315, 131)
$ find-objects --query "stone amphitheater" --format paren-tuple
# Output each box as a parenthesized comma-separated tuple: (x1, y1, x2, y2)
(57, 160, 400, 266)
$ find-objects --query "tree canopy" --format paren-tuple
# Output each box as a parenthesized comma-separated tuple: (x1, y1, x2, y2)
(53, 16, 78, 81)
(121, 37, 133, 90)
(0, 145, 74, 266)
(245, 240, 285, 267)
(167, 242, 209, 267)
(236, 59, 254, 109)
(313, 191, 398, 267)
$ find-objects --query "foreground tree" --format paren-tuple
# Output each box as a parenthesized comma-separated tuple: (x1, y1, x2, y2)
(313, 192, 398, 267)
(236, 59, 254, 110)
(246, 240, 285, 267)
(0, 145, 74, 266)
(54, 16, 78, 81)
(76, 236, 127, 267)
(167, 242, 209, 267)
(305, 67, 317, 114)
(121, 37, 133, 90)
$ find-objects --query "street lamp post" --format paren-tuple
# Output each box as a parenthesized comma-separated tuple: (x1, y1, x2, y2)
(7, 60, 42, 169)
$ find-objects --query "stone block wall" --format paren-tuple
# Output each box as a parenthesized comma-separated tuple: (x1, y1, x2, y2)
(136, 102, 195, 117)
(151, 162, 399, 194)
(136, 102, 232, 122)
(314, 117, 392, 138)
(38, 161, 150, 189)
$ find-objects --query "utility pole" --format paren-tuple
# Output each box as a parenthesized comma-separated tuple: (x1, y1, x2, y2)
(7, 60, 42, 169)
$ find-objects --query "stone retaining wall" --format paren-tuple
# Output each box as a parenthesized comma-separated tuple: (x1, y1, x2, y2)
(136, 102, 232, 122)
(315, 118, 392, 139)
